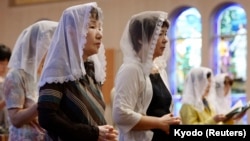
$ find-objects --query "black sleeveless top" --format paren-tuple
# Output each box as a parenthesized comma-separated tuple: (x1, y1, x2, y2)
(147, 73, 172, 141)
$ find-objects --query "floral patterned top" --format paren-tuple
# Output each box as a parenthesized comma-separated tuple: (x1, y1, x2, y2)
(0, 77, 9, 133)
(3, 69, 45, 141)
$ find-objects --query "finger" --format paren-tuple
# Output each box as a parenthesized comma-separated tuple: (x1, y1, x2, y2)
(112, 130, 118, 135)
(169, 113, 174, 117)
(106, 125, 115, 130)
(105, 133, 118, 140)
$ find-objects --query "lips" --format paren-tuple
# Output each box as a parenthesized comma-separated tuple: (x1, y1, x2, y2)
(95, 43, 101, 48)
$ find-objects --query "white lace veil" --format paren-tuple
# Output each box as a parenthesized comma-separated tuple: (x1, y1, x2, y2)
(120, 11, 168, 76)
(214, 73, 232, 114)
(181, 67, 216, 111)
(39, 2, 106, 87)
(8, 20, 58, 82)
(153, 41, 173, 111)
(153, 40, 171, 85)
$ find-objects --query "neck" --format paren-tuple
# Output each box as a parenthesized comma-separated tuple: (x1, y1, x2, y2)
(83, 54, 88, 61)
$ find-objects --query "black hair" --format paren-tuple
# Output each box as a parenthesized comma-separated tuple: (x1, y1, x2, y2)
(90, 7, 100, 20)
(162, 20, 170, 28)
(129, 17, 169, 53)
(206, 72, 211, 79)
(0, 44, 11, 61)
(224, 75, 233, 86)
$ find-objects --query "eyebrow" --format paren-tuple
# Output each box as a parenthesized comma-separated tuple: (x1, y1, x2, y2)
(160, 29, 167, 33)
(89, 20, 97, 24)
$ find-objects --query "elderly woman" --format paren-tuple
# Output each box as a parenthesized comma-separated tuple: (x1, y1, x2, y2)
(37, 2, 117, 141)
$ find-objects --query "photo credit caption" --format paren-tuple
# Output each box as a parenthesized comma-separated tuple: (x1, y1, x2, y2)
(169, 125, 250, 140)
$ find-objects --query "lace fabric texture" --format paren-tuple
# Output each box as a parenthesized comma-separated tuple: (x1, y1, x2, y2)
(39, 2, 106, 87)
(8, 20, 58, 82)
(120, 11, 168, 76)
(214, 73, 232, 114)
(181, 67, 217, 112)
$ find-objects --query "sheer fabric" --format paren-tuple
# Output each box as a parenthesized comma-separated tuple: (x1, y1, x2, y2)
(214, 73, 232, 114)
(39, 2, 106, 87)
(153, 39, 170, 72)
(120, 11, 168, 76)
(4, 20, 58, 141)
(153, 40, 171, 92)
(8, 20, 58, 82)
(113, 11, 169, 141)
(152, 41, 173, 111)
(181, 67, 216, 112)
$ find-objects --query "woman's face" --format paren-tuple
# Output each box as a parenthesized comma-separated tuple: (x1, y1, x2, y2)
(83, 17, 103, 60)
(153, 26, 168, 59)
(224, 77, 232, 96)
(203, 76, 211, 98)
(0, 59, 9, 78)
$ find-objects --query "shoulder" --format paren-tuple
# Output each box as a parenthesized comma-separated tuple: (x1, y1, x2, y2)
(4, 69, 27, 84)
(117, 63, 143, 76)
(116, 63, 145, 84)
(180, 103, 194, 111)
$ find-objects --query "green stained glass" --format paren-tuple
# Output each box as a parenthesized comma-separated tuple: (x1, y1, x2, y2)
(216, 5, 247, 93)
(174, 8, 202, 94)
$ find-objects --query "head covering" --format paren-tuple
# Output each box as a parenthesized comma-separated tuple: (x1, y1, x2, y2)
(214, 73, 232, 114)
(153, 39, 171, 80)
(39, 2, 106, 87)
(181, 67, 216, 111)
(8, 20, 58, 82)
(120, 11, 168, 76)
(153, 39, 172, 109)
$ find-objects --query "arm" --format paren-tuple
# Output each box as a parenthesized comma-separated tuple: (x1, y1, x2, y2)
(8, 103, 38, 128)
(113, 64, 180, 134)
(38, 83, 99, 141)
(112, 64, 142, 133)
(133, 113, 180, 134)
(3, 71, 38, 128)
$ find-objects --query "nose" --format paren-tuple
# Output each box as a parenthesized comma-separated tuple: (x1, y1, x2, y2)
(163, 36, 168, 44)
(96, 29, 103, 39)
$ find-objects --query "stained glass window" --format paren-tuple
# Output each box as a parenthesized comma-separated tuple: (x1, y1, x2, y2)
(214, 5, 247, 94)
(170, 7, 202, 94)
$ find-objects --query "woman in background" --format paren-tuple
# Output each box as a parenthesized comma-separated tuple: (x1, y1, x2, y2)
(179, 67, 228, 124)
(214, 73, 233, 115)
(214, 73, 245, 124)
(0, 44, 11, 133)
(3, 20, 58, 141)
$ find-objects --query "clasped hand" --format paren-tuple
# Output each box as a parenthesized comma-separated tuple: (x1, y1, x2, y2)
(98, 125, 118, 141)
(160, 113, 181, 134)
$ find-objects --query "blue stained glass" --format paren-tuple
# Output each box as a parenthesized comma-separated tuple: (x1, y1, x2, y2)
(175, 8, 201, 38)
(214, 4, 248, 125)
(216, 5, 247, 94)
(173, 7, 202, 94)
(218, 6, 247, 36)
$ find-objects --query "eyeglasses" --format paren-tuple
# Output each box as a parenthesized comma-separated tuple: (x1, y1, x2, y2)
(224, 80, 233, 86)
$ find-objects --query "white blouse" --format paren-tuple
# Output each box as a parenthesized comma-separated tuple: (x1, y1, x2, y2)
(112, 62, 153, 141)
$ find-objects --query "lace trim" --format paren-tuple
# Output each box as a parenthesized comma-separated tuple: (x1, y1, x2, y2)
(142, 14, 165, 76)
(39, 72, 83, 86)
